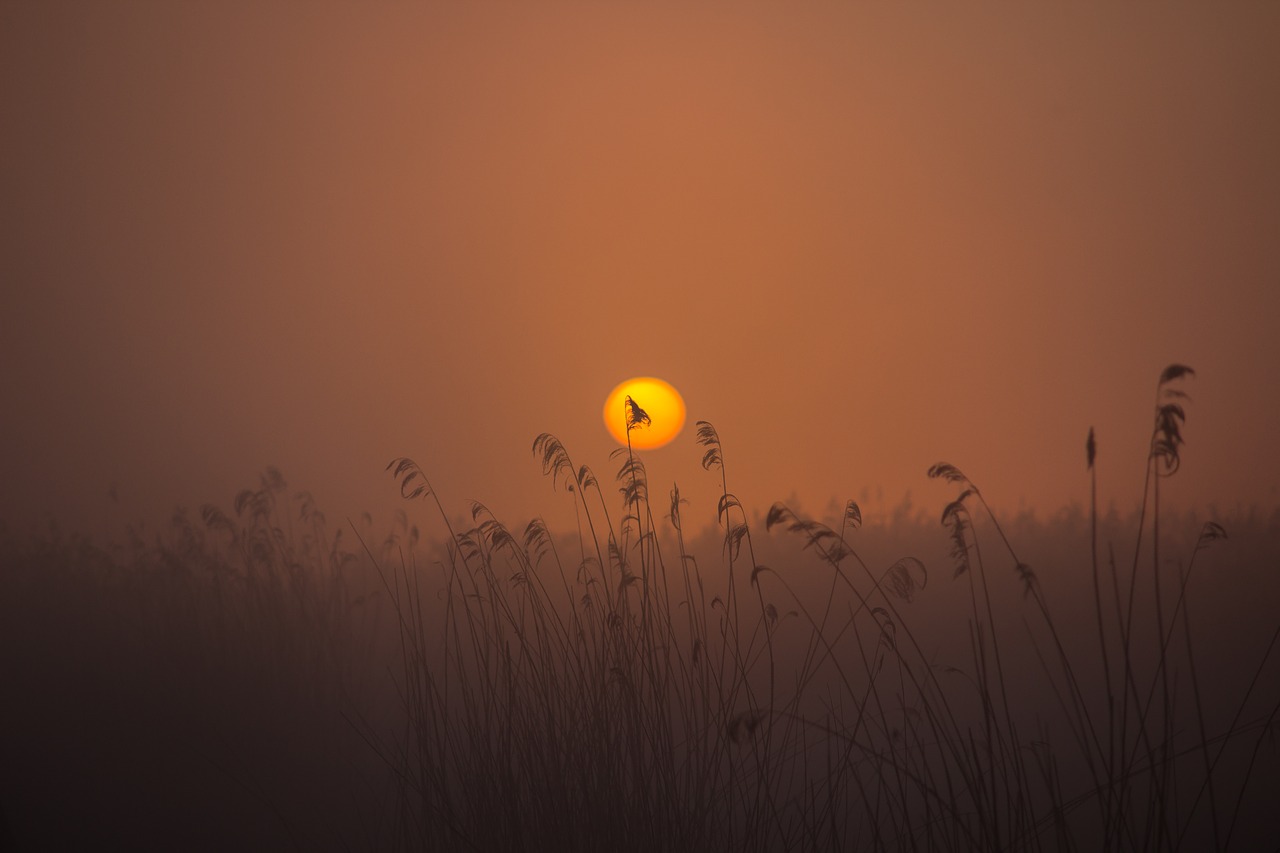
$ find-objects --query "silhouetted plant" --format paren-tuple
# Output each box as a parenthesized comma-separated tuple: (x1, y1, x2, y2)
(347, 365, 1278, 851)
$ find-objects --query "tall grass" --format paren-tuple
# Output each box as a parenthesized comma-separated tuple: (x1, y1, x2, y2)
(3, 365, 1277, 850)
(0, 470, 395, 851)
(366, 364, 1280, 852)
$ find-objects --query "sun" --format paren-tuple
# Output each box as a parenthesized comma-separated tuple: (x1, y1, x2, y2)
(603, 377, 687, 450)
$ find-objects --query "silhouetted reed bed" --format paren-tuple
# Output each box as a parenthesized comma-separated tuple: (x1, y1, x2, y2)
(0, 475, 403, 851)
(2, 365, 1278, 851)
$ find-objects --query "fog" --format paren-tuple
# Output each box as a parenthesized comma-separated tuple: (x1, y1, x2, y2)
(3, 3, 1279, 544)
(3, 6, 1280, 848)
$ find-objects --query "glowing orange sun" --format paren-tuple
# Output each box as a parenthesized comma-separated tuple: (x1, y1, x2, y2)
(603, 377, 687, 450)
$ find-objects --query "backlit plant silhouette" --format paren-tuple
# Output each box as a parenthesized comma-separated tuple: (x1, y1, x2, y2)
(367, 364, 1279, 852)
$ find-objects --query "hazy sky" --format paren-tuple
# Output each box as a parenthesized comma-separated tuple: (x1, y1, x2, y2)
(3, 3, 1278, 539)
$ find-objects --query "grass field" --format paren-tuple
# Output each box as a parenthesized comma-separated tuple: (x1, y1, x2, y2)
(2, 365, 1278, 851)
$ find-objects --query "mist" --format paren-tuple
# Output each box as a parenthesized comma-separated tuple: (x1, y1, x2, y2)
(3, 3, 1280, 851)
(3, 3, 1279, 542)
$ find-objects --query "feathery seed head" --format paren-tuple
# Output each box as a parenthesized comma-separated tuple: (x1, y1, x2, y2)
(625, 395, 651, 431)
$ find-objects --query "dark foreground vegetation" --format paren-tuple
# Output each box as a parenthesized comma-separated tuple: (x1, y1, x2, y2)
(2, 366, 1278, 851)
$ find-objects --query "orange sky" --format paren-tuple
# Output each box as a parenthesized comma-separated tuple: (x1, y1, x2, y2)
(3, 3, 1278, 539)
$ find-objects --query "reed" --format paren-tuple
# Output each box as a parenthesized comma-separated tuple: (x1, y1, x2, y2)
(2, 365, 1276, 851)
(364, 363, 1279, 851)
